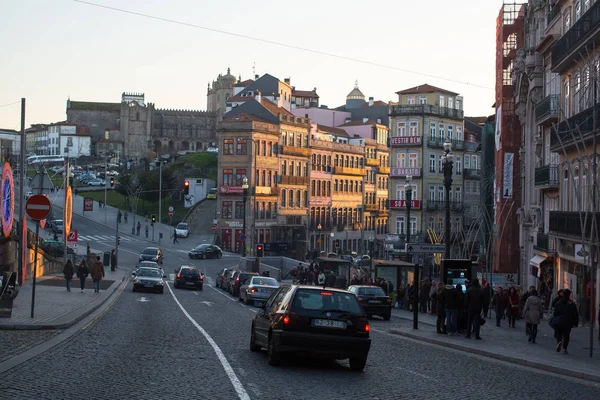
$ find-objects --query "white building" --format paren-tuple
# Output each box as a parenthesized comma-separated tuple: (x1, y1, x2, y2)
(48, 122, 92, 158)
(0, 129, 21, 160)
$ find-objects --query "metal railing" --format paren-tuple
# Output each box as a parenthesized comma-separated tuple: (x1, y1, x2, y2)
(534, 165, 559, 187)
(549, 211, 600, 238)
(551, 103, 600, 149)
(390, 104, 464, 119)
(535, 95, 560, 123)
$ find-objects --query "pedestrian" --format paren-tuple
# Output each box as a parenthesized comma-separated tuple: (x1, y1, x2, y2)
(137, 221, 141, 235)
(110, 248, 117, 271)
(145, 225, 149, 238)
(98, 199, 102, 208)
(551, 289, 564, 308)
(523, 289, 543, 343)
(507, 287, 520, 328)
(63, 259, 74, 292)
(464, 278, 484, 340)
(117, 211, 122, 224)
(91, 255, 105, 293)
(290, 265, 298, 284)
(441, 282, 458, 335)
(482, 282, 492, 318)
(124, 212, 128, 223)
(173, 228, 179, 244)
(431, 282, 447, 334)
(77, 259, 89, 293)
(492, 287, 509, 327)
(317, 270, 326, 286)
(552, 288, 579, 354)
(325, 271, 337, 288)
(429, 281, 438, 315)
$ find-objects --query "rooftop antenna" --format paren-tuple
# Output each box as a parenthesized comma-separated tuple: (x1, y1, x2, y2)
(253, 62, 256, 78)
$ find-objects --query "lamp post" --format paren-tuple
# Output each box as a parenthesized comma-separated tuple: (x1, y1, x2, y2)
(242, 176, 249, 257)
(330, 232, 334, 255)
(442, 140, 454, 270)
(317, 223, 322, 253)
(405, 175, 413, 248)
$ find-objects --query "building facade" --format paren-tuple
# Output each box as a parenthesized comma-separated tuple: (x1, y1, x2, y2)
(47, 122, 92, 158)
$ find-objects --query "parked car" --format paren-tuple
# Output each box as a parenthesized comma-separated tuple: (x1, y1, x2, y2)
(239, 276, 279, 305)
(87, 179, 105, 186)
(206, 188, 217, 199)
(132, 267, 167, 294)
(139, 247, 164, 264)
(188, 244, 222, 259)
(175, 223, 189, 238)
(347, 285, 392, 320)
(173, 265, 204, 290)
(250, 285, 371, 371)
(206, 147, 218, 154)
(40, 240, 75, 257)
(229, 271, 259, 296)
(353, 255, 371, 267)
(216, 268, 232, 289)
(52, 219, 64, 234)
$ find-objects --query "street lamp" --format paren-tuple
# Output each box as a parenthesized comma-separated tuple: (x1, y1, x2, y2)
(442, 140, 454, 264)
(405, 175, 414, 247)
(330, 232, 334, 255)
(317, 223, 322, 253)
(242, 176, 249, 257)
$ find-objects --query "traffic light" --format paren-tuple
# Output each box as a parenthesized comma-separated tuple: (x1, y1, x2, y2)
(110, 177, 115, 187)
(335, 239, 340, 248)
(256, 244, 264, 258)
(151, 214, 157, 225)
(183, 180, 190, 194)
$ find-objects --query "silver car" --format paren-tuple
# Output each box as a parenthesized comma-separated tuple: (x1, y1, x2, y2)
(239, 276, 280, 305)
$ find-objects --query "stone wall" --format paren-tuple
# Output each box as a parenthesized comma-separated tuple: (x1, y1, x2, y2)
(67, 108, 121, 143)
(152, 109, 217, 153)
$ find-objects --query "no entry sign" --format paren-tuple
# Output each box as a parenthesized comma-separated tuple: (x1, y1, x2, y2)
(25, 195, 52, 221)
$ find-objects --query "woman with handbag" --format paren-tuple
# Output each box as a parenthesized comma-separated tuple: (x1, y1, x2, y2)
(507, 287, 520, 328)
(551, 288, 579, 354)
(523, 289, 543, 343)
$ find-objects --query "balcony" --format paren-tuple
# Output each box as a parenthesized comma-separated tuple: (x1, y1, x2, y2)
(535, 95, 559, 125)
(546, 2, 561, 27)
(464, 141, 478, 152)
(534, 233, 556, 254)
(549, 211, 600, 238)
(281, 145, 311, 157)
(426, 136, 465, 150)
(463, 168, 481, 180)
(255, 186, 279, 196)
(333, 166, 367, 176)
(378, 166, 391, 174)
(280, 175, 310, 185)
(550, 104, 600, 151)
(390, 104, 464, 120)
(426, 200, 464, 212)
(390, 167, 421, 178)
(365, 158, 378, 167)
(552, 0, 600, 73)
(534, 165, 559, 190)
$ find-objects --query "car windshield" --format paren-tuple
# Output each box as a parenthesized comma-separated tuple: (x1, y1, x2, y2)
(142, 248, 158, 255)
(177, 223, 188, 230)
(250, 277, 278, 286)
(137, 269, 162, 278)
(209, 188, 217, 193)
(357, 287, 386, 296)
(139, 262, 158, 268)
(181, 268, 199, 275)
(195, 245, 210, 250)
(291, 289, 362, 313)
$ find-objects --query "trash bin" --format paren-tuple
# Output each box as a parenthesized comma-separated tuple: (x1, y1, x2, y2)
(103, 251, 110, 267)
(159, 232, 163, 242)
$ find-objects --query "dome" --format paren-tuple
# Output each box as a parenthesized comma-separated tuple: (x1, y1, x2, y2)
(222, 67, 236, 81)
(346, 80, 365, 100)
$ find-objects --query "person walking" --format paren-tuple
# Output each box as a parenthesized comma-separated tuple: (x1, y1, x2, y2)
(317, 270, 326, 286)
(552, 288, 579, 354)
(137, 221, 141, 235)
(173, 228, 179, 244)
(110, 249, 117, 271)
(492, 287, 509, 327)
(441, 282, 458, 335)
(77, 259, 89, 293)
(90, 256, 105, 293)
(63, 259, 74, 292)
(523, 289, 543, 343)
(482, 282, 492, 318)
(124, 212, 128, 223)
(145, 225, 149, 238)
(431, 282, 447, 334)
(507, 287, 520, 328)
(429, 281, 438, 316)
(117, 211, 122, 224)
(464, 279, 484, 340)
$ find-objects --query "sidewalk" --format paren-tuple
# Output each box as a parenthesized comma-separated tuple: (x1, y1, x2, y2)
(0, 268, 128, 330)
(388, 307, 600, 382)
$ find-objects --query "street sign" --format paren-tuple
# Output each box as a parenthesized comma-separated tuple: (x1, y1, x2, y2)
(84, 197, 94, 211)
(211, 225, 216, 231)
(67, 230, 78, 248)
(40, 219, 46, 229)
(168, 211, 173, 216)
(240, 234, 246, 241)
(168, 206, 174, 212)
(405, 243, 446, 254)
(25, 195, 52, 221)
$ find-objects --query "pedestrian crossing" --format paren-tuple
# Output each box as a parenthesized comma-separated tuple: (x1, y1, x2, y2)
(78, 234, 140, 243)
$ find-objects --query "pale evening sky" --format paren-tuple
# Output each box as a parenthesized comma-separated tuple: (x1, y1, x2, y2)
(0, 0, 508, 130)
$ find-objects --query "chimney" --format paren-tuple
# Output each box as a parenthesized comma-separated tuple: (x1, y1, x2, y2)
(256, 91, 261, 103)
(284, 78, 291, 84)
(369, 97, 374, 106)
(362, 117, 368, 123)
(255, 74, 259, 80)
(345, 117, 351, 124)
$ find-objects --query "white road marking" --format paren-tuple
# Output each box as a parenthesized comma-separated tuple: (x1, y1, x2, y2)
(200, 301, 213, 306)
(167, 283, 251, 400)
(137, 297, 150, 303)
(193, 292, 198, 296)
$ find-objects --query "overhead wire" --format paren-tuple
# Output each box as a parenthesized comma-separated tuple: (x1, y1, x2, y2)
(73, 0, 493, 90)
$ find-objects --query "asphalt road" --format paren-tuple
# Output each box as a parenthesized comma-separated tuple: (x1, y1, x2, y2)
(1, 249, 600, 399)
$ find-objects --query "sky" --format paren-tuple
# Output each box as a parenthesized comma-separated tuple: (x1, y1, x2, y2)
(0, 0, 509, 130)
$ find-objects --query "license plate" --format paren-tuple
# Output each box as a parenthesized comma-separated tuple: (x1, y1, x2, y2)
(185, 282, 195, 285)
(261, 288, 273, 293)
(312, 319, 347, 329)
(368, 300, 380, 304)
(144, 283, 154, 287)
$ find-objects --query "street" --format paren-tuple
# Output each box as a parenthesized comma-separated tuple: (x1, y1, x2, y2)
(1, 238, 600, 399)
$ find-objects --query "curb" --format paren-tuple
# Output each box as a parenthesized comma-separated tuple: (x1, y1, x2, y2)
(388, 329, 600, 383)
(0, 275, 129, 330)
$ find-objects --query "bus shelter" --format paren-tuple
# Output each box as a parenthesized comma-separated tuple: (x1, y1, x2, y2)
(316, 257, 353, 283)
(373, 259, 417, 290)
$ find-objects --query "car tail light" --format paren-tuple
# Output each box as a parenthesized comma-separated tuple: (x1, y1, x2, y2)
(283, 316, 290, 324)
(250, 287, 258, 293)
(235, 277, 240, 284)
(364, 323, 370, 332)
(176, 274, 181, 279)
(199, 276, 204, 281)
(357, 296, 364, 301)
(386, 297, 392, 304)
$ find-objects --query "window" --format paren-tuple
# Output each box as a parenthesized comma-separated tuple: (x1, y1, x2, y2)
(447, 98, 454, 109)
(409, 217, 417, 236)
(430, 122, 436, 139)
(67, 137, 73, 147)
(573, 168, 580, 212)
(438, 186, 444, 202)
(223, 139, 234, 155)
(409, 121, 418, 136)
(439, 124, 445, 140)
(455, 156, 462, 175)
(222, 201, 232, 219)
(235, 201, 244, 219)
(429, 185, 435, 201)
(407, 97, 416, 105)
(428, 217, 435, 231)
(397, 153, 405, 168)
(472, 155, 479, 170)
(439, 95, 445, 108)
(456, 99, 462, 110)
(584, 0, 591, 12)
(455, 187, 462, 202)
(465, 181, 472, 193)
(438, 156, 443, 174)
(235, 169, 246, 186)
(456, 126, 463, 142)
(397, 122, 406, 136)
(464, 155, 471, 169)
(564, 79, 570, 117)
(429, 154, 436, 173)
(582, 166, 588, 211)
(236, 137, 247, 155)
(562, 169, 569, 210)
(419, 96, 427, 104)
(223, 169, 233, 186)
(575, 1, 581, 20)
(563, 9, 571, 32)
(409, 153, 418, 168)
(447, 125, 454, 140)
(573, 73, 581, 114)
(396, 216, 405, 236)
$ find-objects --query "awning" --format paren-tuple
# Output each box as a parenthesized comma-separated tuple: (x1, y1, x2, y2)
(529, 255, 547, 267)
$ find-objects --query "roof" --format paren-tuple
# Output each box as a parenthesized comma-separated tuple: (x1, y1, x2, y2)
(361, 100, 388, 107)
(292, 89, 319, 98)
(223, 98, 294, 125)
(395, 84, 459, 96)
(346, 85, 365, 99)
(223, 113, 270, 123)
(236, 79, 254, 86)
(316, 124, 349, 137)
(237, 73, 283, 98)
(228, 95, 253, 102)
(465, 116, 488, 126)
(68, 101, 121, 112)
(339, 119, 379, 127)
(260, 98, 294, 117)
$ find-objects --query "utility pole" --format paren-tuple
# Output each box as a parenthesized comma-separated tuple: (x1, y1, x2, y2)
(589, 78, 597, 358)
(18, 98, 26, 285)
(63, 150, 69, 263)
(104, 158, 108, 223)
(158, 160, 162, 225)
(31, 167, 44, 318)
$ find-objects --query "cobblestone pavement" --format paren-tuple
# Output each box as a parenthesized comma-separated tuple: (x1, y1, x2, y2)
(1, 256, 599, 399)
(0, 330, 61, 363)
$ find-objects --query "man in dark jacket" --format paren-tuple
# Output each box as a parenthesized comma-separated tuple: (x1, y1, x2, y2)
(482, 282, 492, 318)
(440, 284, 458, 335)
(553, 288, 579, 354)
(464, 279, 484, 339)
(493, 287, 509, 327)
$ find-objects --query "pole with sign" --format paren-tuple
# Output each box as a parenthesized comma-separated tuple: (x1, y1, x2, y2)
(26, 190, 51, 318)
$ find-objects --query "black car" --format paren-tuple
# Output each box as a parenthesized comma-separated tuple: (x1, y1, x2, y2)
(250, 285, 371, 371)
(139, 247, 163, 264)
(230, 271, 258, 297)
(174, 265, 204, 290)
(133, 261, 161, 275)
(188, 244, 222, 259)
(132, 267, 167, 294)
(347, 285, 392, 320)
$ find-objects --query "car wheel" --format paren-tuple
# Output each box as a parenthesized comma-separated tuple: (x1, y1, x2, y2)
(383, 313, 391, 321)
(250, 324, 261, 352)
(218, 252, 222, 259)
(245, 296, 252, 305)
(267, 335, 280, 366)
(349, 357, 367, 372)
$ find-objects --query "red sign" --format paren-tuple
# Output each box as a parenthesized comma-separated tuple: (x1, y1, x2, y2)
(25, 194, 52, 221)
(212, 225, 216, 231)
(168, 211, 173, 216)
(390, 136, 422, 146)
(389, 200, 421, 209)
(84, 197, 94, 211)
(219, 185, 244, 195)
(390, 168, 421, 177)
(67, 230, 78, 243)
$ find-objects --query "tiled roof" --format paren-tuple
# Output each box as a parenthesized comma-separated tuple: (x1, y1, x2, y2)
(68, 101, 121, 112)
(292, 89, 319, 98)
(260, 98, 294, 117)
(339, 119, 378, 127)
(465, 116, 488, 125)
(361, 100, 388, 108)
(395, 84, 458, 96)
(316, 124, 348, 137)
(228, 95, 253, 102)
(223, 113, 269, 123)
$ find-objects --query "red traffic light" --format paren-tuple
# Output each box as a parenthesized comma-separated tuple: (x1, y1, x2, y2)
(184, 181, 190, 187)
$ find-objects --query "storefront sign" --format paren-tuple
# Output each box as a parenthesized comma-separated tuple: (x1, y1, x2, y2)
(255, 221, 277, 227)
(219, 185, 244, 195)
(390, 168, 421, 177)
(390, 136, 422, 146)
(224, 221, 242, 227)
(389, 199, 421, 209)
